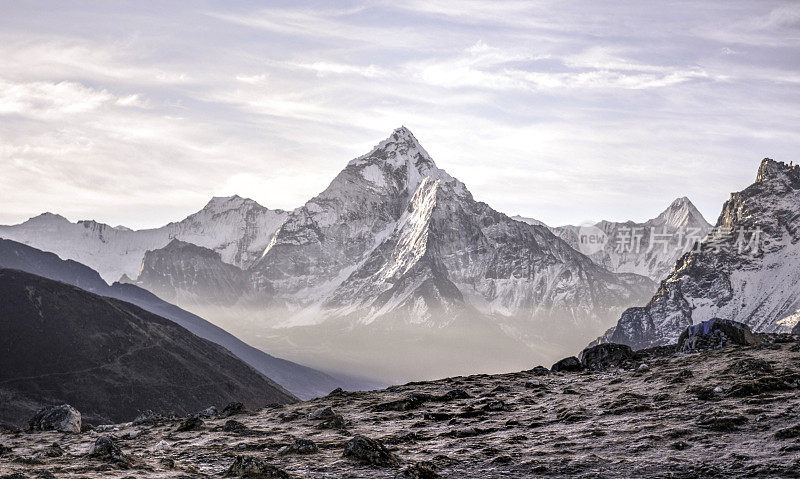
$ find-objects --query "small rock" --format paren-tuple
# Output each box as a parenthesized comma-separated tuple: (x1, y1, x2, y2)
(220, 402, 245, 418)
(153, 440, 170, 452)
(89, 436, 129, 466)
(343, 435, 400, 467)
(28, 405, 81, 434)
(579, 343, 635, 371)
(42, 443, 63, 457)
(399, 461, 439, 478)
(222, 420, 248, 433)
(132, 410, 161, 426)
(279, 438, 318, 455)
(531, 366, 550, 376)
(176, 417, 204, 432)
(482, 400, 509, 412)
(197, 406, 218, 418)
(672, 441, 691, 450)
(326, 387, 345, 397)
(225, 455, 290, 478)
(308, 406, 337, 420)
(317, 414, 346, 430)
(423, 412, 453, 421)
(637, 363, 650, 372)
(439, 389, 470, 401)
(525, 379, 543, 389)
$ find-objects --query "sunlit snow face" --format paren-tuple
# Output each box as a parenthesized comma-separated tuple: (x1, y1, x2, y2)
(1, 1, 799, 229)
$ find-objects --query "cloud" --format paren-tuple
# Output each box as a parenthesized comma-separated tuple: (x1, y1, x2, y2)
(0, 1, 798, 231)
(0, 79, 153, 120)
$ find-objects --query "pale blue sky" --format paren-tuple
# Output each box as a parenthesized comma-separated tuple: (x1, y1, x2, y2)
(1, 1, 798, 228)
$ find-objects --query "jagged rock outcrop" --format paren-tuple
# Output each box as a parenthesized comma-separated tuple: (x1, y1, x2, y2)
(603, 158, 800, 350)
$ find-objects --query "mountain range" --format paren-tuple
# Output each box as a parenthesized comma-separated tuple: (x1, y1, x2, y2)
(19, 127, 654, 381)
(6, 128, 788, 383)
(603, 158, 800, 349)
(0, 238, 374, 400)
(513, 196, 712, 282)
(0, 195, 287, 284)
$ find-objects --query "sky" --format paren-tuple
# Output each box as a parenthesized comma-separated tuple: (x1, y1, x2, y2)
(1, 1, 799, 229)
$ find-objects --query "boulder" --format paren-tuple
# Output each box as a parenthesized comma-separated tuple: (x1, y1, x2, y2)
(176, 416, 204, 432)
(279, 438, 318, 455)
(28, 405, 81, 433)
(222, 419, 248, 433)
(308, 406, 337, 420)
(531, 366, 550, 376)
(400, 461, 440, 478)
(225, 456, 290, 478)
(220, 402, 245, 418)
(677, 318, 759, 352)
(342, 435, 400, 467)
(89, 436, 130, 466)
(551, 356, 583, 373)
(578, 343, 634, 371)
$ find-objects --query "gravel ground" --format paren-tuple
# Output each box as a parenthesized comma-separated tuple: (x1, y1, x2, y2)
(2, 339, 800, 478)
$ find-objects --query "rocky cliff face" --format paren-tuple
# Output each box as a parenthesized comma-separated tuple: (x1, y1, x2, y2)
(0, 195, 287, 283)
(605, 158, 800, 349)
(132, 239, 253, 307)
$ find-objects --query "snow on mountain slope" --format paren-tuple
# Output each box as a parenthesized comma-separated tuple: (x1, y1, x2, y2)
(247, 127, 655, 344)
(604, 158, 800, 349)
(514, 198, 712, 282)
(129, 128, 656, 380)
(0, 195, 288, 282)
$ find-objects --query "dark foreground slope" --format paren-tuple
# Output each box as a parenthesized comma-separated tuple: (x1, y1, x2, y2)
(2, 335, 799, 478)
(0, 238, 377, 399)
(0, 269, 296, 427)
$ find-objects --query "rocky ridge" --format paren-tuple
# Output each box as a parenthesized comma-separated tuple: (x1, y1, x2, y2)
(604, 158, 800, 350)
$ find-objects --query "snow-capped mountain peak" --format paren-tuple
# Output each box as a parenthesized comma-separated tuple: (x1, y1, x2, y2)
(0, 195, 289, 282)
(22, 212, 70, 226)
(654, 196, 708, 229)
(346, 127, 464, 197)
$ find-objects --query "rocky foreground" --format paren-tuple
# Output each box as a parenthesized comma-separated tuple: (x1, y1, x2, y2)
(3, 337, 800, 478)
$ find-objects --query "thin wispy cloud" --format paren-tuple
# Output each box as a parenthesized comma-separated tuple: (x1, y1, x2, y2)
(1, 1, 798, 229)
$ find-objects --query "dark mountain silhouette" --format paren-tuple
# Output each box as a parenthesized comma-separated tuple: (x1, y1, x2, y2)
(0, 268, 297, 427)
(0, 238, 374, 399)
